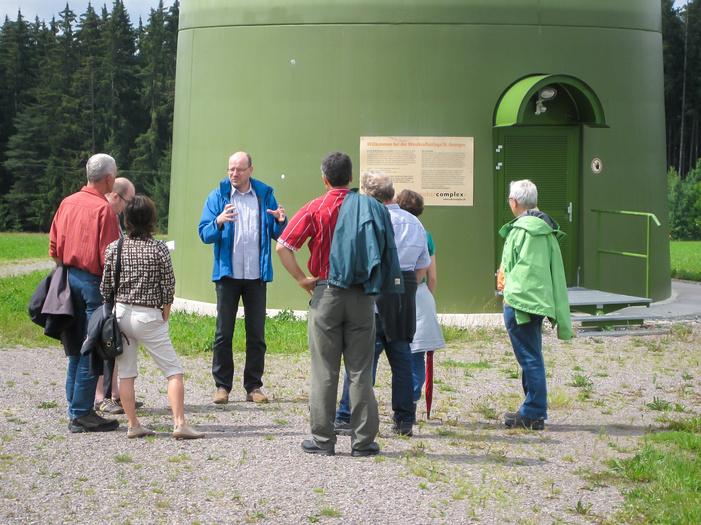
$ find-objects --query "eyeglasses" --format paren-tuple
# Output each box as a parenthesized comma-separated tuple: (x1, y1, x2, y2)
(228, 166, 250, 174)
(117, 194, 128, 203)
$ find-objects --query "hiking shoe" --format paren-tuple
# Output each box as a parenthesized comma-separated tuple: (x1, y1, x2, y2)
(69, 409, 119, 433)
(246, 389, 268, 403)
(505, 414, 545, 430)
(116, 398, 144, 409)
(351, 442, 381, 457)
(301, 439, 335, 456)
(504, 411, 520, 421)
(334, 420, 352, 436)
(391, 420, 414, 437)
(99, 398, 125, 415)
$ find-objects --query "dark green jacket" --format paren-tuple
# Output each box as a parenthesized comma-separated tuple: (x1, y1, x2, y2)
(328, 191, 403, 295)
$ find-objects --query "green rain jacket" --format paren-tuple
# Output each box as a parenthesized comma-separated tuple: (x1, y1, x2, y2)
(499, 213, 573, 340)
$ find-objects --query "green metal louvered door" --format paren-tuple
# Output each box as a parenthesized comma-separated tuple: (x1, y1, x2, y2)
(495, 126, 580, 285)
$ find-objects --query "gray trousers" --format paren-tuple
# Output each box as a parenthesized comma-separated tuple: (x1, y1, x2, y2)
(308, 283, 379, 451)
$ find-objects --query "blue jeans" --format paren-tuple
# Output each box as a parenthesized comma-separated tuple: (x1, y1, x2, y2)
(411, 352, 426, 403)
(336, 316, 415, 425)
(503, 305, 547, 420)
(212, 278, 267, 393)
(66, 268, 103, 419)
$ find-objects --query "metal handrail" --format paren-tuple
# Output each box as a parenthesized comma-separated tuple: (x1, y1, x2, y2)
(591, 209, 661, 298)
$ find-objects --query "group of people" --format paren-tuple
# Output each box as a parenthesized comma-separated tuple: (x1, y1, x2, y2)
(49, 154, 203, 439)
(48, 149, 571, 450)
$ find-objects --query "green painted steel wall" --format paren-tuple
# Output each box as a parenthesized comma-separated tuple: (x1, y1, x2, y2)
(170, 0, 670, 313)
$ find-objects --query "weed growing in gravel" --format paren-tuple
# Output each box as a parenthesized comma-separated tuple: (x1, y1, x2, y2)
(501, 364, 520, 379)
(567, 374, 594, 389)
(548, 388, 575, 409)
(571, 500, 593, 516)
(646, 396, 672, 411)
(318, 506, 341, 517)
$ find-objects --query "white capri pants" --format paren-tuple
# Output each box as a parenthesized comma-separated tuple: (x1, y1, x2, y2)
(115, 303, 184, 379)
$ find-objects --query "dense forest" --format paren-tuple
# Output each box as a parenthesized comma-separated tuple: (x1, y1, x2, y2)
(664, 0, 701, 239)
(0, 0, 178, 232)
(0, 1, 700, 237)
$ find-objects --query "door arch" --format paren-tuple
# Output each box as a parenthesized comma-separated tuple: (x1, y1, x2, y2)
(493, 74, 606, 286)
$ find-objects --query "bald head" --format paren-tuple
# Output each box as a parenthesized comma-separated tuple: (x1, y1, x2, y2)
(228, 151, 253, 192)
(107, 177, 135, 215)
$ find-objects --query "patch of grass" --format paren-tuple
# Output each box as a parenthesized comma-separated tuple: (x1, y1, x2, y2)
(1, 267, 311, 354)
(441, 358, 492, 370)
(169, 309, 308, 356)
(666, 416, 701, 433)
(0, 270, 59, 347)
(0, 233, 49, 260)
(608, 418, 701, 524)
(442, 326, 501, 346)
(670, 241, 701, 281)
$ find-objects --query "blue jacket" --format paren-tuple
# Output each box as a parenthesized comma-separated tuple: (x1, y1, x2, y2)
(198, 177, 287, 282)
(328, 191, 403, 295)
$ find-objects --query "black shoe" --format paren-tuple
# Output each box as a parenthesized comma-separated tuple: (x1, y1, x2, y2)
(504, 411, 520, 421)
(114, 398, 144, 410)
(392, 420, 414, 437)
(505, 414, 545, 430)
(301, 439, 335, 456)
(351, 442, 380, 457)
(334, 420, 352, 436)
(69, 409, 120, 433)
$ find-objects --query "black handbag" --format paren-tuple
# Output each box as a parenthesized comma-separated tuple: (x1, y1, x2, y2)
(83, 238, 125, 360)
(94, 303, 123, 360)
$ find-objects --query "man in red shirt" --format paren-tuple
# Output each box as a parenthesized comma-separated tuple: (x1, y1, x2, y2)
(50, 153, 122, 433)
(276, 152, 386, 457)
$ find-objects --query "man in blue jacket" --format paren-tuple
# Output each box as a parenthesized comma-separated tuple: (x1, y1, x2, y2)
(199, 151, 287, 405)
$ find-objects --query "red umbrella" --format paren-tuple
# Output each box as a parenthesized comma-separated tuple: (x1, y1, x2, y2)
(425, 351, 434, 419)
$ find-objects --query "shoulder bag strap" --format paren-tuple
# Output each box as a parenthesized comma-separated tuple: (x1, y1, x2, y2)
(112, 237, 124, 304)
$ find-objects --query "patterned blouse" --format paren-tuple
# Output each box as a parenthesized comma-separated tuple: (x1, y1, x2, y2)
(100, 237, 175, 308)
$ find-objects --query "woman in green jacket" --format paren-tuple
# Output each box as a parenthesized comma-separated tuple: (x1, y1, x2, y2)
(499, 180, 572, 430)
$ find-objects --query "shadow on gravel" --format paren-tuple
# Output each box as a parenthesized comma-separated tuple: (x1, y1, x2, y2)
(546, 423, 653, 437)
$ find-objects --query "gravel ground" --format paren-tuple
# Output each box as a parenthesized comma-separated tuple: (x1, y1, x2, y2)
(1, 318, 700, 524)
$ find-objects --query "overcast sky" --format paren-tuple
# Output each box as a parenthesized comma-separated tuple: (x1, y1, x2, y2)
(1, 0, 168, 25)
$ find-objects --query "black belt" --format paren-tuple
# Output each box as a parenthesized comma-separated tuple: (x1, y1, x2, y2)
(315, 279, 329, 287)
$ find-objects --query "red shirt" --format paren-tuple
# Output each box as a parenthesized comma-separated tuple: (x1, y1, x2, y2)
(49, 186, 121, 276)
(277, 188, 349, 279)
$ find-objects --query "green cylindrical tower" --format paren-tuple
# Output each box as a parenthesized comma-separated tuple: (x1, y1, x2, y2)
(169, 0, 670, 314)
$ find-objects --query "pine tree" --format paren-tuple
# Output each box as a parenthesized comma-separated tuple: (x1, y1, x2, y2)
(0, 1, 179, 232)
